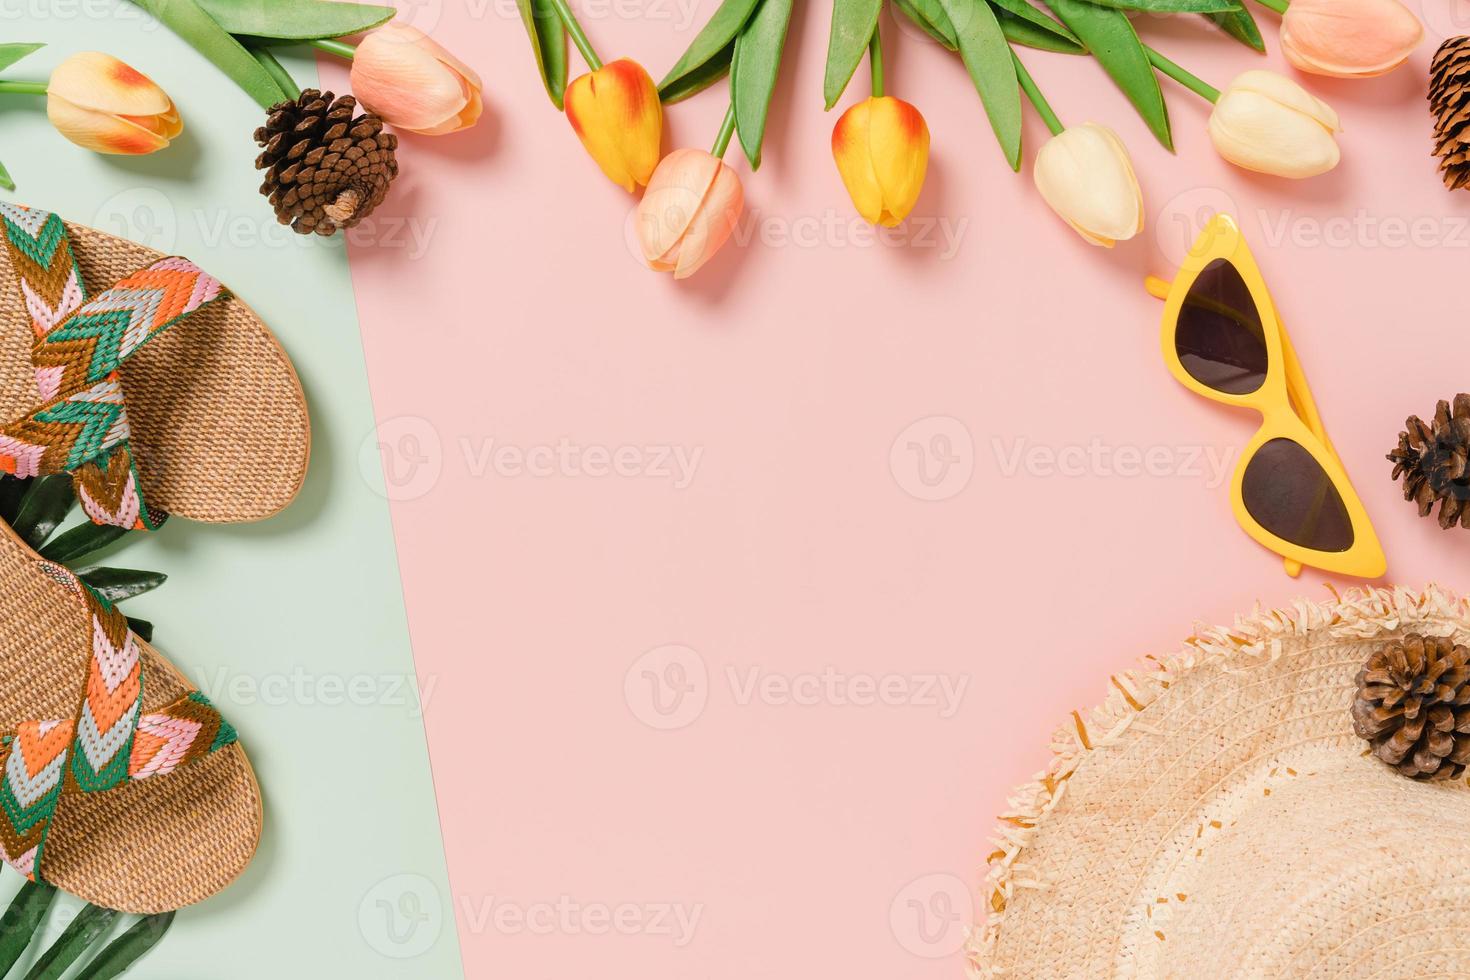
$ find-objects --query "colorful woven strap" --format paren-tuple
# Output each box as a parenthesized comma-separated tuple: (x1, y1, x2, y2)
(0, 203, 228, 530)
(0, 564, 237, 883)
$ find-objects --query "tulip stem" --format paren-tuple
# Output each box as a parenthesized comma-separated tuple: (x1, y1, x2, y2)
(1012, 51, 1063, 137)
(1252, 0, 1288, 12)
(1145, 46, 1220, 103)
(869, 26, 885, 98)
(309, 38, 358, 61)
(711, 101, 737, 158)
(0, 80, 47, 96)
(547, 0, 603, 71)
(253, 47, 301, 100)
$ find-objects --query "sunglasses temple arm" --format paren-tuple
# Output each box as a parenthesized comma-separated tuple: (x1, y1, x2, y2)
(1144, 275, 1171, 300)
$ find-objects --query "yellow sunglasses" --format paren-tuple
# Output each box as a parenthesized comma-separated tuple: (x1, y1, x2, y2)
(1145, 213, 1386, 580)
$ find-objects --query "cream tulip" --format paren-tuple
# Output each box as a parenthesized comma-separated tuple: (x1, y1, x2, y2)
(1032, 123, 1143, 247)
(46, 52, 180, 155)
(1208, 70, 1341, 179)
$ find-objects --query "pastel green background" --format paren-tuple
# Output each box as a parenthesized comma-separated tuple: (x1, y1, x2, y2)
(1, 11, 462, 978)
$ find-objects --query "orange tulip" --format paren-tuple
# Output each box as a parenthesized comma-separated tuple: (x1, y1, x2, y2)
(351, 24, 483, 135)
(565, 59, 663, 192)
(831, 95, 929, 227)
(635, 148, 743, 279)
(1281, 0, 1422, 78)
(46, 52, 180, 155)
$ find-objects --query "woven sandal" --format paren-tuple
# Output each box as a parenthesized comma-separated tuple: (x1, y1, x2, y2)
(0, 513, 259, 913)
(0, 203, 308, 529)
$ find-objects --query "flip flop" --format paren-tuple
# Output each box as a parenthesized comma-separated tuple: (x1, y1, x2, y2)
(0, 514, 259, 913)
(0, 203, 308, 529)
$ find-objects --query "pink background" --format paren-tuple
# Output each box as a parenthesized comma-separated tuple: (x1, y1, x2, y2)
(327, 2, 1470, 975)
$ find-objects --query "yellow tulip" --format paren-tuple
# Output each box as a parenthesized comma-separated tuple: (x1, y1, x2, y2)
(831, 95, 929, 227)
(1208, 70, 1341, 179)
(46, 52, 180, 155)
(564, 58, 663, 192)
(1032, 123, 1144, 247)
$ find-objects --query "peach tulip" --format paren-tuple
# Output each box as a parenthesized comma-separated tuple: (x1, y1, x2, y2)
(1208, 70, 1341, 179)
(1032, 123, 1144, 247)
(831, 96, 929, 227)
(351, 24, 483, 135)
(46, 52, 180, 155)
(635, 148, 743, 279)
(1281, 0, 1422, 78)
(565, 59, 663, 192)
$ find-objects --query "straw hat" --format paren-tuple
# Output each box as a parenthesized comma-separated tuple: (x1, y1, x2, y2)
(968, 585, 1470, 979)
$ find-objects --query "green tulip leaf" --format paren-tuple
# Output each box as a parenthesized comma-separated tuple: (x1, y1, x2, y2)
(515, 0, 568, 109)
(1042, 0, 1172, 149)
(895, 0, 958, 49)
(1204, 5, 1265, 50)
(125, 616, 154, 642)
(938, 0, 1023, 171)
(74, 912, 174, 980)
(194, 0, 394, 39)
(0, 42, 43, 74)
(660, 0, 762, 99)
(12, 475, 74, 550)
(660, 42, 734, 104)
(822, 0, 882, 109)
(991, 0, 1083, 53)
(76, 566, 168, 603)
(22, 903, 118, 980)
(131, 0, 287, 109)
(39, 519, 131, 564)
(0, 477, 28, 525)
(1085, 0, 1238, 12)
(732, 0, 794, 169)
(0, 882, 56, 978)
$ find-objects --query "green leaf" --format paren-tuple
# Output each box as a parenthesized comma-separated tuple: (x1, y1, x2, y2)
(660, 0, 762, 99)
(659, 43, 734, 104)
(22, 903, 118, 980)
(74, 911, 174, 980)
(76, 567, 167, 603)
(38, 520, 130, 564)
(1042, 0, 1172, 149)
(895, 0, 958, 48)
(991, 0, 1083, 53)
(0, 881, 56, 977)
(0, 476, 30, 525)
(125, 617, 154, 642)
(0, 43, 43, 73)
(195, 0, 394, 39)
(822, 0, 882, 109)
(132, 0, 287, 109)
(1204, 5, 1265, 50)
(0, 158, 12, 192)
(1085, 0, 1238, 11)
(732, 0, 794, 169)
(516, 0, 568, 109)
(12, 475, 74, 550)
(938, 0, 1023, 171)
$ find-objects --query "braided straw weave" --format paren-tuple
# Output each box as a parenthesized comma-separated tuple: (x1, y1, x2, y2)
(969, 585, 1470, 979)
(0, 220, 309, 523)
(0, 516, 260, 914)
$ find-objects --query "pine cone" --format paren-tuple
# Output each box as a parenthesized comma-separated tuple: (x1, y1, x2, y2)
(253, 89, 398, 236)
(1388, 395, 1470, 529)
(1353, 634, 1470, 780)
(1431, 36, 1470, 190)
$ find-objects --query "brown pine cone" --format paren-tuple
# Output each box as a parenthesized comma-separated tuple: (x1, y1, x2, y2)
(1431, 36, 1470, 190)
(1388, 395, 1470, 529)
(253, 89, 399, 236)
(1353, 633, 1470, 780)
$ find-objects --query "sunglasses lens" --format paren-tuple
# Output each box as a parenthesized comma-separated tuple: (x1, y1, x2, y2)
(1241, 438, 1354, 552)
(1176, 258, 1269, 395)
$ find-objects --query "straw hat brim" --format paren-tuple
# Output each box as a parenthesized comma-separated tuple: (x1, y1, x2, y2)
(969, 585, 1470, 980)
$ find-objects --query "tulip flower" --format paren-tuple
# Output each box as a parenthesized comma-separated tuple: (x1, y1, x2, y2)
(831, 29, 929, 227)
(1033, 124, 1144, 247)
(636, 146, 744, 279)
(348, 24, 483, 135)
(1277, 0, 1422, 79)
(565, 59, 663, 192)
(44, 52, 180, 155)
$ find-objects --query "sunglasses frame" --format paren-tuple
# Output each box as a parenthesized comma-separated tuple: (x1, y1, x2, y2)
(1148, 213, 1386, 579)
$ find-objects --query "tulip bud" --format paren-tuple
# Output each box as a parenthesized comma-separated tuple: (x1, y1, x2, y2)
(1032, 123, 1144, 247)
(565, 59, 663, 192)
(635, 148, 743, 279)
(1281, 0, 1422, 78)
(351, 24, 483, 135)
(46, 52, 180, 155)
(1208, 70, 1341, 179)
(831, 96, 929, 227)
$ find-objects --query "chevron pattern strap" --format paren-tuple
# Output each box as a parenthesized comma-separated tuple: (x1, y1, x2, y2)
(0, 568, 237, 883)
(0, 203, 228, 530)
